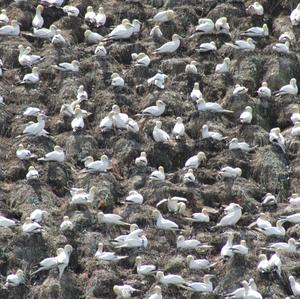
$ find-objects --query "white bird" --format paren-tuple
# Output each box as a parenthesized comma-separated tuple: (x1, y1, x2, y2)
(82, 155, 110, 173)
(257, 254, 272, 273)
(221, 232, 234, 258)
(251, 213, 272, 229)
(226, 38, 255, 50)
(0, 20, 20, 36)
(147, 72, 168, 89)
(199, 41, 217, 52)
(215, 57, 230, 74)
(261, 193, 277, 206)
(135, 152, 147, 167)
(184, 275, 214, 293)
(185, 61, 197, 74)
(289, 276, 300, 296)
(185, 208, 209, 223)
(152, 10, 175, 23)
(172, 117, 185, 138)
(98, 212, 129, 226)
(243, 24, 268, 37)
(84, 6, 96, 24)
(183, 169, 196, 184)
(126, 118, 139, 133)
(62, 5, 79, 17)
(107, 19, 133, 40)
(150, 166, 165, 181)
(290, 4, 300, 26)
(177, 235, 202, 250)
(0, 215, 17, 227)
(70, 186, 97, 205)
(184, 151, 206, 169)
(233, 84, 248, 95)
(197, 98, 233, 113)
(269, 238, 297, 253)
(217, 204, 242, 226)
(273, 41, 290, 54)
(291, 106, 300, 124)
(114, 234, 148, 249)
(95, 42, 107, 57)
(21, 67, 39, 84)
(190, 82, 203, 100)
(289, 193, 300, 205)
(257, 81, 271, 97)
(32, 5, 44, 29)
(229, 240, 249, 255)
(153, 210, 178, 230)
(280, 212, 300, 223)
(150, 25, 163, 39)
(142, 100, 165, 116)
(131, 52, 150, 66)
(18, 45, 44, 67)
(125, 190, 143, 204)
(219, 167, 242, 178)
(186, 255, 215, 270)
(111, 224, 143, 245)
(71, 106, 84, 131)
(275, 78, 298, 96)
(113, 284, 138, 298)
(260, 220, 285, 237)
(22, 217, 42, 233)
(85, 29, 103, 44)
(269, 127, 285, 152)
(269, 249, 282, 276)
(202, 124, 225, 140)
(16, 144, 36, 160)
(152, 121, 170, 143)
(95, 242, 127, 261)
(33, 24, 57, 39)
(228, 138, 251, 153)
(132, 19, 141, 34)
(135, 256, 156, 275)
(5, 269, 24, 287)
(156, 196, 187, 213)
(60, 216, 73, 231)
(240, 106, 253, 124)
(247, 2, 264, 15)
(51, 29, 66, 46)
(147, 286, 162, 299)
(279, 31, 295, 42)
(30, 209, 48, 223)
(26, 166, 39, 180)
(38, 145, 65, 162)
(52, 60, 80, 72)
(23, 107, 41, 117)
(156, 271, 185, 285)
(111, 73, 124, 87)
(215, 17, 230, 34)
(95, 7, 106, 27)
(292, 122, 300, 137)
(0, 9, 9, 25)
(195, 18, 214, 33)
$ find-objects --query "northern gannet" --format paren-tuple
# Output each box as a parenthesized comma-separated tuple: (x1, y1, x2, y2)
(257, 81, 271, 97)
(135, 256, 156, 275)
(215, 17, 230, 34)
(291, 106, 300, 124)
(124, 190, 143, 204)
(26, 166, 39, 180)
(152, 210, 179, 230)
(0, 9, 9, 25)
(22, 217, 42, 233)
(71, 106, 84, 131)
(16, 144, 36, 160)
(5, 269, 24, 287)
(111, 104, 128, 129)
(190, 82, 203, 100)
(177, 235, 203, 250)
(114, 234, 148, 249)
(84, 29, 103, 44)
(240, 106, 253, 124)
(51, 29, 66, 46)
(172, 117, 185, 138)
(247, 2, 264, 15)
(30, 209, 48, 223)
(290, 4, 300, 26)
(274, 78, 298, 96)
(186, 255, 215, 270)
(185, 60, 197, 74)
(38, 145, 65, 162)
(95, 42, 107, 57)
(217, 204, 242, 226)
(156, 271, 185, 285)
(62, 5, 80, 17)
(279, 31, 295, 42)
(221, 232, 234, 258)
(273, 41, 290, 54)
(95, 7, 106, 27)
(95, 242, 127, 261)
(257, 254, 272, 273)
(98, 212, 129, 226)
(215, 57, 230, 74)
(148, 286, 162, 299)
(202, 124, 225, 140)
(153, 120, 170, 143)
(84, 6, 95, 24)
(233, 84, 248, 95)
(113, 285, 139, 298)
(107, 19, 134, 40)
(156, 196, 187, 213)
(23, 107, 41, 116)
(280, 212, 300, 223)
(111, 73, 124, 87)
(32, 5, 44, 29)
(197, 98, 233, 113)
(60, 216, 73, 231)
(183, 169, 196, 184)
(0, 20, 20, 36)
(229, 240, 249, 255)
(269, 127, 285, 152)
(70, 186, 97, 205)
(82, 155, 111, 172)
(183, 275, 214, 293)
(135, 152, 147, 167)
(219, 167, 242, 178)
(228, 138, 251, 152)
(292, 122, 300, 137)
(226, 38, 255, 50)
(195, 18, 214, 33)
(150, 25, 163, 39)
(142, 100, 165, 116)
(18, 45, 44, 67)
(259, 220, 285, 236)
(132, 19, 141, 34)
(269, 238, 297, 253)
(249, 212, 272, 229)
(111, 224, 143, 245)
(33, 24, 57, 39)
(185, 208, 209, 222)
(269, 249, 282, 276)
(289, 193, 300, 205)
(199, 41, 217, 52)
(0, 215, 17, 227)
(147, 72, 168, 89)
(184, 151, 206, 169)
(242, 24, 268, 37)
(152, 9, 175, 23)
(262, 193, 277, 206)
(150, 166, 165, 181)
(20, 67, 39, 84)
(131, 52, 150, 66)
(289, 276, 300, 296)
(52, 60, 80, 72)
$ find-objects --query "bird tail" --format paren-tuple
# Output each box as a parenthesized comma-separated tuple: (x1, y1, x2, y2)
(225, 42, 238, 49)
(37, 157, 46, 161)
(223, 109, 234, 113)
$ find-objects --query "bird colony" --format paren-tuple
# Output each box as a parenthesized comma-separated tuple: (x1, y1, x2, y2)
(1, 0, 300, 298)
